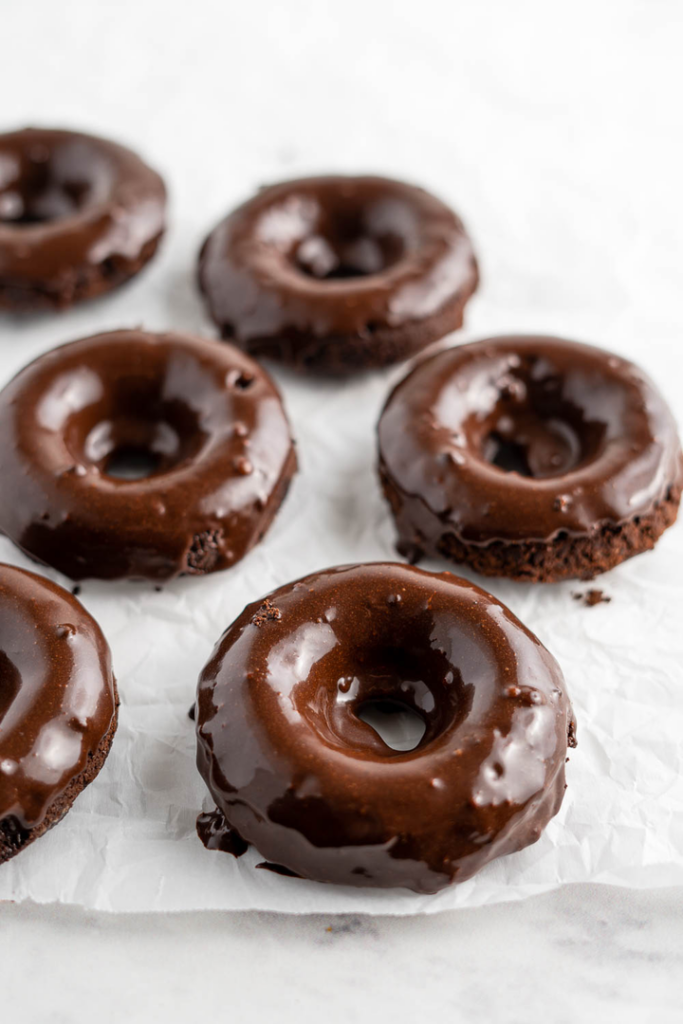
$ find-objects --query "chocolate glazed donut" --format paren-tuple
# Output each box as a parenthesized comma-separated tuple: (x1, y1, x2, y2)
(0, 330, 296, 581)
(198, 176, 479, 373)
(0, 127, 166, 311)
(0, 564, 117, 863)
(378, 336, 683, 582)
(196, 563, 575, 893)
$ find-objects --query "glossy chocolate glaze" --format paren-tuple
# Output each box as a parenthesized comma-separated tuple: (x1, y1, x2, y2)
(0, 563, 116, 830)
(198, 176, 478, 369)
(378, 336, 683, 549)
(0, 330, 297, 581)
(0, 127, 166, 307)
(196, 563, 575, 893)
(196, 808, 248, 855)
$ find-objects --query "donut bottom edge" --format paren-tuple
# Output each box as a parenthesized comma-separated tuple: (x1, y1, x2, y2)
(381, 469, 682, 583)
(197, 758, 571, 894)
(0, 233, 163, 313)
(0, 680, 119, 865)
(220, 288, 474, 374)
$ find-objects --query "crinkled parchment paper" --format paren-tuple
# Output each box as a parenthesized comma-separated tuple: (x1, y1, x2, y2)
(1, 0, 682, 914)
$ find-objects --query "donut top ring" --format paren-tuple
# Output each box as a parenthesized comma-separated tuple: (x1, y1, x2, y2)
(196, 563, 575, 892)
(0, 128, 166, 310)
(0, 330, 296, 581)
(378, 336, 683, 581)
(0, 564, 116, 862)
(198, 175, 479, 372)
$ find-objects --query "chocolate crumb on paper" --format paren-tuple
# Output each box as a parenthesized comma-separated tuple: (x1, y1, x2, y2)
(573, 589, 611, 607)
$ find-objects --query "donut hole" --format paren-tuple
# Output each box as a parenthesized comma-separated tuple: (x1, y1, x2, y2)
(80, 408, 204, 481)
(483, 435, 533, 476)
(482, 419, 582, 478)
(0, 139, 112, 226)
(285, 194, 416, 281)
(356, 698, 427, 752)
(102, 446, 164, 481)
(54, 381, 209, 481)
(473, 362, 607, 479)
(294, 232, 404, 280)
(298, 637, 467, 758)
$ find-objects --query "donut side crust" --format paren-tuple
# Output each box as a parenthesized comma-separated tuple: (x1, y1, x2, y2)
(216, 271, 479, 374)
(381, 465, 682, 583)
(184, 442, 297, 577)
(0, 680, 119, 865)
(0, 234, 162, 312)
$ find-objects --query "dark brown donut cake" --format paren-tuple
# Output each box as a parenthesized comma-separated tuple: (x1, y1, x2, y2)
(378, 336, 683, 582)
(196, 563, 575, 893)
(198, 176, 478, 373)
(0, 329, 296, 581)
(0, 127, 166, 311)
(0, 563, 117, 864)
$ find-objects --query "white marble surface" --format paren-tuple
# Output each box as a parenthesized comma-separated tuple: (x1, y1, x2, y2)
(2, 0, 683, 1017)
(1, 886, 683, 1023)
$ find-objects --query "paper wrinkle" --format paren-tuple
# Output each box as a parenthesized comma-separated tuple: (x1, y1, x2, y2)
(1, 72, 682, 914)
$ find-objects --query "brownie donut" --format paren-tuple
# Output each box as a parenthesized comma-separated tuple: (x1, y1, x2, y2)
(196, 563, 575, 893)
(378, 336, 683, 582)
(0, 127, 166, 311)
(0, 563, 117, 864)
(0, 329, 296, 581)
(198, 176, 478, 373)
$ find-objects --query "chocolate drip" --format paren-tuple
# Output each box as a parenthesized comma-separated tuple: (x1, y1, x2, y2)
(196, 808, 248, 857)
(256, 862, 301, 878)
